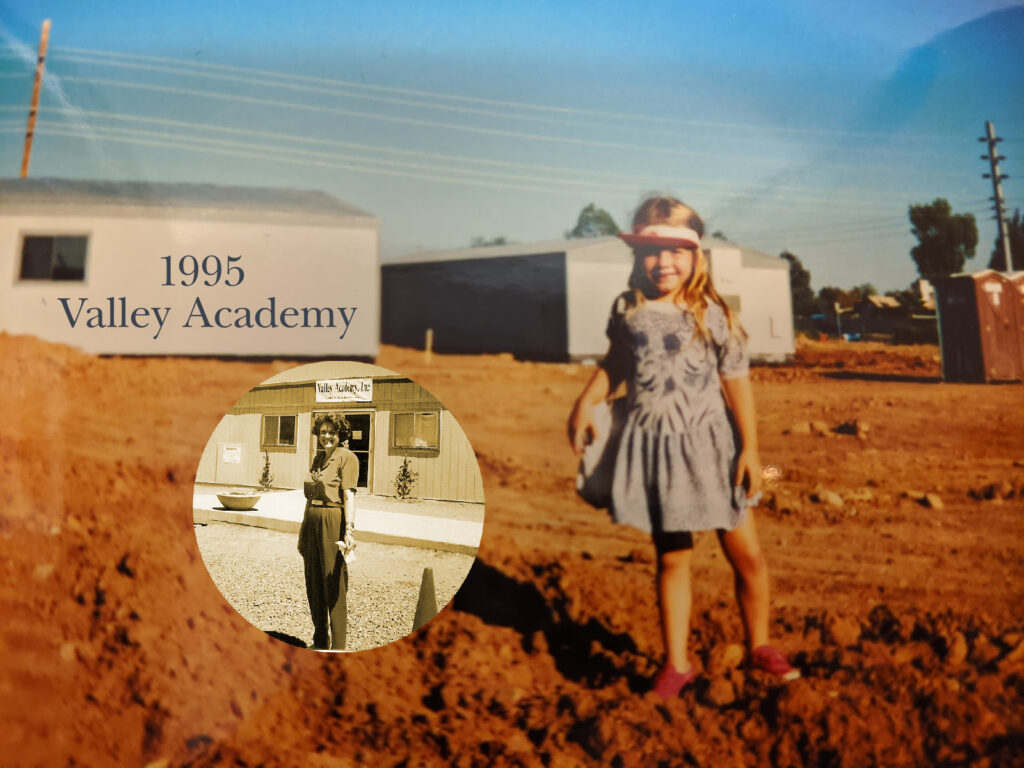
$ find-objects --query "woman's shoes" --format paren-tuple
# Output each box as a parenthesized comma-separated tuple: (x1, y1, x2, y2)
(750, 645, 801, 681)
(652, 663, 696, 699)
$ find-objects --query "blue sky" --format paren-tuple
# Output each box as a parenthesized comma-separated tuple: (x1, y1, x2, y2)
(1, 0, 1021, 291)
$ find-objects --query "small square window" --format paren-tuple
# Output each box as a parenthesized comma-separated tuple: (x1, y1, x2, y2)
(262, 415, 297, 448)
(393, 412, 439, 449)
(19, 235, 88, 281)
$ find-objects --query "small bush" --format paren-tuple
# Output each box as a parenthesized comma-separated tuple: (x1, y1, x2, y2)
(258, 450, 274, 491)
(395, 457, 418, 500)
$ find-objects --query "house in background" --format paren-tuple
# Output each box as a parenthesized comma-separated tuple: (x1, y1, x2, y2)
(851, 294, 905, 335)
(0, 178, 379, 357)
(382, 235, 794, 362)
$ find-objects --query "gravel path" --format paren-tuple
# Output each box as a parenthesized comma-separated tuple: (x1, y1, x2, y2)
(194, 521, 475, 652)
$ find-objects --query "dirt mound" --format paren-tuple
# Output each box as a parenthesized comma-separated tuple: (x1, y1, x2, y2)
(1, 332, 1021, 766)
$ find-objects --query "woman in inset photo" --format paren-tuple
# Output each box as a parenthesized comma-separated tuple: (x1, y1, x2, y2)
(299, 413, 359, 650)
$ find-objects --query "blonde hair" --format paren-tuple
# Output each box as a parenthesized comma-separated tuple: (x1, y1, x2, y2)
(626, 195, 744, 340)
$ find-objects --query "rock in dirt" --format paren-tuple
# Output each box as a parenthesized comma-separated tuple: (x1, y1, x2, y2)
(945, 631, 968, 667)
(787, 421, 812, 435)
(32, 563, 55, 581)
(706, 643, 746, 675)
(822, 612, 861, 647)
(811, 490, 844, 508)
(704, 677, 737, 707)
(923, 493, 943, 510)
(970, 636, 1003, 666)
(835, 419, 869, 438)
(891, 641, 936, 666)
(811, 420, 832, 437)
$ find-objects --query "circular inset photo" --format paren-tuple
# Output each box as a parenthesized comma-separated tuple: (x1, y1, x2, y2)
(191, 361, 484, 652)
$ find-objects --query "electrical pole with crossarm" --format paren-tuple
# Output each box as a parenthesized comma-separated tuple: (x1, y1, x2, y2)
(979, 120, 1014, 272)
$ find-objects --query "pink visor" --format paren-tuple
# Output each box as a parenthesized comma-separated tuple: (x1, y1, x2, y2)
(619, 224, 701, 249)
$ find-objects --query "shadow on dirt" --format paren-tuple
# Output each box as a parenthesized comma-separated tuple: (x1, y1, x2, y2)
(265, 630, 306, 648)
(453, 559, 651, 692)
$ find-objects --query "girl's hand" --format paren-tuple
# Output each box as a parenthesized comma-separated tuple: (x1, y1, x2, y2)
(734, 449, 762, 499)
(568, 401, 599, 456)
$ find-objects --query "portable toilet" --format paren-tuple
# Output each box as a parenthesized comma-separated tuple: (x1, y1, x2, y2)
(1006, 271, 1024, 376)
(934, 270, 1021, 382)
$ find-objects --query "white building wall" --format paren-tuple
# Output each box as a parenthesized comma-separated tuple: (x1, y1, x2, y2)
(708, 246, 743, 298)
(195, 412, 315, 488)
(565, 256, 631, 360)
(737, 267, 794, 361)
(708, 245, 794, 361)
(0, 212, 378, 357)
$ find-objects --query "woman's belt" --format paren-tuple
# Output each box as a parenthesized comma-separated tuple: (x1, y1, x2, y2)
(309, 500, 343, 508)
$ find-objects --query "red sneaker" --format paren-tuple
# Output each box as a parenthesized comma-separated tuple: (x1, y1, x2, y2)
(751, 645, 800, 681)
(652, 663, 696, 699)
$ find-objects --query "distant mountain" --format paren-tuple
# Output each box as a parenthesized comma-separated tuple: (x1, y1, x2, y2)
(862, 6, 1024, 137)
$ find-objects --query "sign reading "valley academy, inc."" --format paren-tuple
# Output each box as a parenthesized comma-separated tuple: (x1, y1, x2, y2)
(315, 378, 373, 402)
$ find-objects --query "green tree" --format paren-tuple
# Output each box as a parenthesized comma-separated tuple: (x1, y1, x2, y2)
(908, 198, 978, 282)
(470, 235, 509, 247)
(565, 203, 621, 238)
(853, 283, 877, 298)
(779, 250, 816, 316)
(711, 230, 729, 241)
(988, 208, 1024, 271)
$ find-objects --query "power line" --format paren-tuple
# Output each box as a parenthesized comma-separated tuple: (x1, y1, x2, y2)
(43, 74, 972, 180)
(748, 207, 993, 248)
(40, 50, 968, 162)
(0, 124, 638, 199)
(17, 107, 826, 193)
(13, 121, 912, 213)
(0, 101, 959, 209)
(733, 201, 992, 240)
(35, 107, 949, 204)
(47, 44, 965, 143)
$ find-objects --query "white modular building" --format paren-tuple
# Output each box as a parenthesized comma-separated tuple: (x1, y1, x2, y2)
(382, 236, 793, 362)
(701, 236, 795, 362)
(0, 178, 379, 357)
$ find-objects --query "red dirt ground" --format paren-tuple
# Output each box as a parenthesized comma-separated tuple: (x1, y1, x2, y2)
(1, 333, 1022, 767)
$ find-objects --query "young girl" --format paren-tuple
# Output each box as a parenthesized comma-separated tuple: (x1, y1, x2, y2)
(568, 196, 798, 698)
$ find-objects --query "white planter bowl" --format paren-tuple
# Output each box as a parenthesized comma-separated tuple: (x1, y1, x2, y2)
(217, 493, 261, 511)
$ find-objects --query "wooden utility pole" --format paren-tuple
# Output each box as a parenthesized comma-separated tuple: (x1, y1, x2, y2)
(979, 120, 1014, 271)
(20, 19, 51, 178)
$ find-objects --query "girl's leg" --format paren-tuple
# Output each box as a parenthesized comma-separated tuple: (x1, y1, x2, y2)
(716, 513, 770, 651)
(656, 533, 695, 671)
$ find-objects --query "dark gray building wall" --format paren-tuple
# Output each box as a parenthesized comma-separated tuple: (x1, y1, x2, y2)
(382, 253, 568, 358)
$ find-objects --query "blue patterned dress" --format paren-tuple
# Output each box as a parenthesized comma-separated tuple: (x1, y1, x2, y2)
(604, 292, 753, 533)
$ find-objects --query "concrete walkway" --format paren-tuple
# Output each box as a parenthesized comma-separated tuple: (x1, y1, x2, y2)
(193, 486, 484, 555)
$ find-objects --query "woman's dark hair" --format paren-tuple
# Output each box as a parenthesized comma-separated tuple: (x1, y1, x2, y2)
(312, 413, 352, 442)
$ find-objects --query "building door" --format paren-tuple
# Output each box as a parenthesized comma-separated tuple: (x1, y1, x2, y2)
(311, 411, 372, 489)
